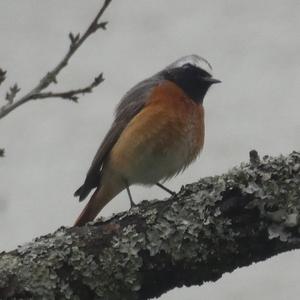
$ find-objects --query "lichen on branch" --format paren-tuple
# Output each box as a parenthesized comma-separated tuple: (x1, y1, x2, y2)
(0, 151, 299, 299)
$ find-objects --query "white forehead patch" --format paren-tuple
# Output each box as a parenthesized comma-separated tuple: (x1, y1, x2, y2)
(166, 54, 213, 75)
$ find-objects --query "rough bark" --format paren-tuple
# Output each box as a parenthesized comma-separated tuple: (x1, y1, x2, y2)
(0, 151, 300, 300)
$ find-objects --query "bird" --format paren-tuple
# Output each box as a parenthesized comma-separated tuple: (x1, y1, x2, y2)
(74, 54, 221, 226)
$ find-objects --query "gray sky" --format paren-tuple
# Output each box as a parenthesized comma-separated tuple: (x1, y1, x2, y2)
(0, 1, 299, 299)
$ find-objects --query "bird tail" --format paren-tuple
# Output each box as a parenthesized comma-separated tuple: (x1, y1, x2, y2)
(73, 180, 124, 227)
(74, 173, 101, 202)
(74, 185, 89, 202)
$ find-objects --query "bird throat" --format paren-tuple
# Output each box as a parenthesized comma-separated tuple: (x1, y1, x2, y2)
(162, 71, 210, 104)
(175, 79, 210, 104)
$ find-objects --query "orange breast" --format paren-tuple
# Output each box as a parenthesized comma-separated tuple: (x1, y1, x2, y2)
(147, 80, 205, 156)
(108, 80, 205, 184)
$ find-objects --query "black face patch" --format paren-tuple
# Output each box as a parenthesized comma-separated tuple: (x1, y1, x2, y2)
(162, 64, 213, 103)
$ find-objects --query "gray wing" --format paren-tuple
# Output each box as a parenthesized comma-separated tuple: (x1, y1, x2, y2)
(74, 75, 161, 201)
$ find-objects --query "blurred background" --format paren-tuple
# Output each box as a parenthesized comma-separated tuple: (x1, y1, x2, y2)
(0, 0, 299, 299)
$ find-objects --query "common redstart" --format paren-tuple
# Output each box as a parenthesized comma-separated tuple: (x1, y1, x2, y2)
(74, 55, 220, 226)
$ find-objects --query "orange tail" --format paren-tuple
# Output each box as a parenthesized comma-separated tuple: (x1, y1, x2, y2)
(74, 181, 124, 227)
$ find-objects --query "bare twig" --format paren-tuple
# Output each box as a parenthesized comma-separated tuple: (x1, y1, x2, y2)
(31, 73, 104, 102)
(5, 83, 21, 104)
(0, 0, 112, 119)
(0, 68, 6, 86)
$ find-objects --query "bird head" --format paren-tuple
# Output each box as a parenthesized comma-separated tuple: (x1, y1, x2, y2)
(161, 54, 221, 103)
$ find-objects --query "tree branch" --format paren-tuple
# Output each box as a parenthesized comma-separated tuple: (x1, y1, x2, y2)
(0, 0, 112, 120)
(31, 73, 104, 103)
(0, 151, 299, 299)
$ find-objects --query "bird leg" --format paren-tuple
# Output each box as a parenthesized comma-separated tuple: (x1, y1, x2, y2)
(124, 181, 136, 208)
(156, 182, 176, 196)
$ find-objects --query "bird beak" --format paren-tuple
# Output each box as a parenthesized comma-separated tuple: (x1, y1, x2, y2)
(204, 77, 221, 84)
